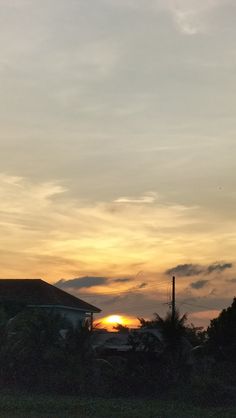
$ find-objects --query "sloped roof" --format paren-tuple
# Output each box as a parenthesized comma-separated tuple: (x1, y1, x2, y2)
(0, 279, 101, 313)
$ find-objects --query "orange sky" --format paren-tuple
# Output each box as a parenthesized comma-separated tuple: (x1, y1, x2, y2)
(0, 0, 235, 328)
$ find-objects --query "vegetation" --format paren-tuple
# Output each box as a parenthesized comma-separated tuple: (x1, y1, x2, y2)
(112, 323, 129, 333)
(207, 297, 236, 361)
(0, 299, 235, 411)
(0, 393, 235, 418)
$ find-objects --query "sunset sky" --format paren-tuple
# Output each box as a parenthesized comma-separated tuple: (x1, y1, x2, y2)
(0, 0, 236, 327)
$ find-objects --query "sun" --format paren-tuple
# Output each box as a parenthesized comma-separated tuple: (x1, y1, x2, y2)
(104, 315, 124, 325)
(96, 315, 139, 331)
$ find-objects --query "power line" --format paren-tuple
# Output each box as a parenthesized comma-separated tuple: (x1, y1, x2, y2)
(77, 280, 171, 297)
(179, 301, 219, 311)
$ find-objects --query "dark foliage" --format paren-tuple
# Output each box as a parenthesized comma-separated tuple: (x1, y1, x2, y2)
(0, 300, 235, 406)
(138, 310, 188, 347)
(112, 323, 129, 333)
(207, 297, 236, 361)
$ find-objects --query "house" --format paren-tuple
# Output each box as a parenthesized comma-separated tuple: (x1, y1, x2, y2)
(92, 328, 164, 354)
(0, 279, 101, 328)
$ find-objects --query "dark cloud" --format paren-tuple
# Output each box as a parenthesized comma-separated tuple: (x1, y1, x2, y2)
(206, 263, 233, 274)
(138, 282, 147, 289)
(55, 276, 107, 289)
(166, 262, 233, 277)
(191, 280, 209, 290)
(113, 278, 132, 283)
(165, 264, 204, 277)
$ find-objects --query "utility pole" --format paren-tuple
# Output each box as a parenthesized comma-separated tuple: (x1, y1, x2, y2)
(171, 276, 176, 325)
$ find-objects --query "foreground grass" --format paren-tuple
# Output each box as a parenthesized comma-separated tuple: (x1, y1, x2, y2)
(0, 393, 235, 418)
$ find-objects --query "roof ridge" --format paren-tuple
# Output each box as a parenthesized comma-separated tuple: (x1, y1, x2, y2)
(44, 280, 101, 312)
(0, 279, 101, 313)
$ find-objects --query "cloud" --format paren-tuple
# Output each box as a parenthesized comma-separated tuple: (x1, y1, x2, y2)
(206, 263, 233, 274)
(113, 278, 133, 283)
(191, 280, 209, 289)
(166, 264, 204, 277)
(138, 282, 148, 289)
(168, 0, 222, 35)
(166, 262, 233, 277)
(105, 0, 222, 36)
(0, 172, 234, 305)
(172, 9, 201, 35)
(114, 192, 158, 204)
(55, 276, 108, 289)
(0, 173, 205, 280)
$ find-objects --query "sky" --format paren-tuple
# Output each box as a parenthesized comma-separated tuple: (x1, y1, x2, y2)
(0, 0, 236, 327)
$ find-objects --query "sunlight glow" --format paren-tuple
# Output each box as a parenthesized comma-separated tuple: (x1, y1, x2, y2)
(105, 315, 124, 324)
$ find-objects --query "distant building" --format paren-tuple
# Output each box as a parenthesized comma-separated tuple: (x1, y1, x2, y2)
(92, 328, 164, 354)
(0, 279, 101, 328)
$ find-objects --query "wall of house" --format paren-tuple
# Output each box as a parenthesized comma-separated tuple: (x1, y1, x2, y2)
(52, 307, 91, 328)
(27, 305, 93, 329)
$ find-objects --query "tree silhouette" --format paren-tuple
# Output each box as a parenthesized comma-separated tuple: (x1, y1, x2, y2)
(2, 308, 69, 388)
(138, 310, 193, 384)
(139, 310, 188, 347)
(113, 323, 129, 333)
(207, 297, 236, 361)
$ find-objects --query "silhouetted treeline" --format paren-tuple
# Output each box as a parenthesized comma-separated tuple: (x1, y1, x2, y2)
(0, 300, 236, 406)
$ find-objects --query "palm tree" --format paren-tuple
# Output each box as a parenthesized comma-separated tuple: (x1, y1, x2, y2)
(153, 310, 187, 347)
(139, 310, 187, 343)
(139, 310, 192, 384)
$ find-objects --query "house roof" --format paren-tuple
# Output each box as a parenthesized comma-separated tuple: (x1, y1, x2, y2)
(0, 279, 101, 313)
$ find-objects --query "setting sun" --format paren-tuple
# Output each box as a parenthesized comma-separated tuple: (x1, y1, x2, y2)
(105, 315, 124, 325)
(97, 315, 140, 331)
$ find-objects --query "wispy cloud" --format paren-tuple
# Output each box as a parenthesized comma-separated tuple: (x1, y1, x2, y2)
(166, 264, 204, 277)
(168, 0, 222, 35)
(191, 280, 209, 289)
(55, 277, 108, 289)
(206, 263, 233, 274)
(114, 192, 158, 204)
(172, 9, 201, 35)
(113, 278, 133, 283)
(138, 282, 148, 289)
(0, 174, 201, 279)
(166, 262, 233, 277)
(102, 0, 221, 36)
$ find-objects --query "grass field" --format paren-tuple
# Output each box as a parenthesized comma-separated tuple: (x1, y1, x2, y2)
(0, 393, 235, 418)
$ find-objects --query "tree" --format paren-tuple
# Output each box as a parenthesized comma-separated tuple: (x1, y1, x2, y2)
(139, 310, 188, 348)
(207, 297, 236, 361)
(113, 323, 129, 333)
(62, 321, 95, 394)
(185, 323, 207, 347)
(138, 310, 194, 385)
(2, 308, 69, 388)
